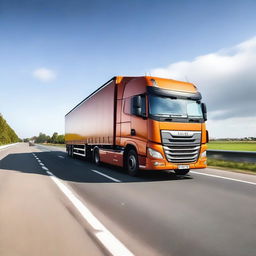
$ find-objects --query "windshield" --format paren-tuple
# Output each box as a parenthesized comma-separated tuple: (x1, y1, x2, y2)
(149, 95, 203, 118)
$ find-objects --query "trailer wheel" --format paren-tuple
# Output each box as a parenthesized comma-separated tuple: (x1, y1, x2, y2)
(125, 149, 139, 176)
(93, 148, 100, 165)
(174, 169, 190, 175)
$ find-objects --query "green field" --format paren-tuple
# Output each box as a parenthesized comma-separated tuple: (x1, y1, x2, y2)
(207, 141, 256, 151)
(207, 158, 256, 174)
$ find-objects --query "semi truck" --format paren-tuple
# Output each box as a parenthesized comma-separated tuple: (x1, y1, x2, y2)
(65, 76, 208, 176)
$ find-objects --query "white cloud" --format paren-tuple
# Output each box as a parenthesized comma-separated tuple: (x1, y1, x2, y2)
(150, 37, 256, 138)
(207, 116, 256, 139)
(33, 68, 57, 82)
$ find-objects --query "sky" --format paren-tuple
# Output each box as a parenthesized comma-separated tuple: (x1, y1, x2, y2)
(0, 0, 256, 139)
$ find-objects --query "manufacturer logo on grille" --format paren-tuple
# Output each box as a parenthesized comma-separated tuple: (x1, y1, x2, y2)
(170, 131, 193, 137)
(177, 131, 190, 136)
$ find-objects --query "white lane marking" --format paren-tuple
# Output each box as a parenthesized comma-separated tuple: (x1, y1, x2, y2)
(0, 142, 19, 150)
(96, 231, 134, 256)
(42, 166, 49, 171)
(91, 169, 121, 183)
(32, 152, 132, 255)
(190, 171, 256, 186)
(50, 175, 105, 230)
(58, 155, 64, 159)
(33, 154, 47, 169)
(47, 172, 133, 256)
(46, 170, 53, 175)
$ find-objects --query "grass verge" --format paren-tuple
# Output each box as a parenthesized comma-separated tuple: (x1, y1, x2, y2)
(207, 158, 256, 175)
(207, 141, 256, 151)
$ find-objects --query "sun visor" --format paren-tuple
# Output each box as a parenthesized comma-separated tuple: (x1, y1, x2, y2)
(147, 86, 202, 100)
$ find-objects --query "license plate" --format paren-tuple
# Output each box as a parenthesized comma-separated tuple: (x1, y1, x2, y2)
(178, 165, 189, 169)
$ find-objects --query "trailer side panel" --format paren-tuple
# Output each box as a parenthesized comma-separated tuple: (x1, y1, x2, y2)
(65, 80, 116, 145)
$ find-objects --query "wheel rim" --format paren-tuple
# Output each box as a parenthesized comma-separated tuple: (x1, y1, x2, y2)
(128, 154, 136, 171)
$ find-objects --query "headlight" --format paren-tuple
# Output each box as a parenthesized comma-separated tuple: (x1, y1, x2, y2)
(201, 151, 207, 158)
(148, 148, 163, 159)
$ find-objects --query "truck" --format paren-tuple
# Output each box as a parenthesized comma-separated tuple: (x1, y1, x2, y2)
(65, 76, 208, 176)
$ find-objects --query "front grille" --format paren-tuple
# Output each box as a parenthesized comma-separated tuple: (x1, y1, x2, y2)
(161, 130, 201, 163)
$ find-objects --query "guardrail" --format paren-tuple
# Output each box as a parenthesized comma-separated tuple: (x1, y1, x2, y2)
(207, 149, 256, 163)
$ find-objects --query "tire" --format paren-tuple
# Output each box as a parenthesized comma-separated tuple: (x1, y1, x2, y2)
(93, 148, 100, 165)
(175, 169, 190, 175)
(67, 146, 71, 157)
(125, 149, 140, 176)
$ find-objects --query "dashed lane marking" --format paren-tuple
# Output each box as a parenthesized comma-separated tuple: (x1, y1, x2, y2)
(90, 169, 121, 183)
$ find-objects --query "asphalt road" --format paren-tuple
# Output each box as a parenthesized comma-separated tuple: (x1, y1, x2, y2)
(0, 143, 256, 256)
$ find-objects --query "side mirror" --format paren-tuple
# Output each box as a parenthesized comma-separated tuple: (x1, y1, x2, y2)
(201, 103, 207, 121)
(131, 95, 142, 117)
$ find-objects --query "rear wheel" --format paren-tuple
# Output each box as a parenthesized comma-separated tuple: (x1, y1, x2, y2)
(125, 149, 139, 176)
(175, 169, 190, 175)
(93, 148, 100, 165)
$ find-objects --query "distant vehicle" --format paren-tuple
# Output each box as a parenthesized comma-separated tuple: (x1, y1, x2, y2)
(29, 141, 35, 146)
(65, 76, 208, 176)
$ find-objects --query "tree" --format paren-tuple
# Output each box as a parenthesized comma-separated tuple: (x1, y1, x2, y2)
(56, 134, 65, 144)
(35, 133, 48, 143)
(31, 132, 65, 144)
(0, 113, 20, 145)
(51, 132, 58, 144)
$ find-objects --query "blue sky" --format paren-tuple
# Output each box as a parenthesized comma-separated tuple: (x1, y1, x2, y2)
(1, 0, 256, 138)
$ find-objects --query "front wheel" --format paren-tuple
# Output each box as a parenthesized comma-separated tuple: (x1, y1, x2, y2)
(125, 149, 139, 176)
(175, 169, 190, 175)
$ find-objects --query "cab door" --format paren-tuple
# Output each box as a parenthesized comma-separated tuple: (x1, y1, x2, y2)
(120, 97, 131, 141)
(130, 94, 148, 156)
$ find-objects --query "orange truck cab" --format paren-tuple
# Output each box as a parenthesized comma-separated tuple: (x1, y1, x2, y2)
(65, 76, 208, 176)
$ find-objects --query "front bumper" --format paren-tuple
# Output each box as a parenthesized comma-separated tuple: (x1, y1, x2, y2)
(141, 142, 207, 170)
